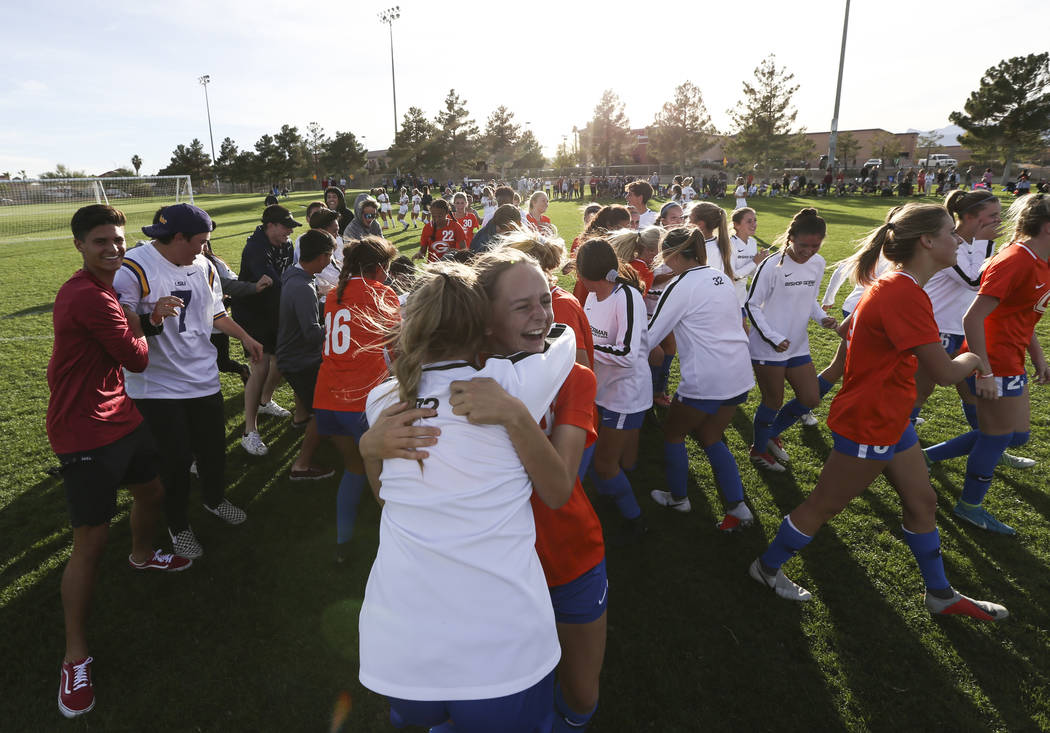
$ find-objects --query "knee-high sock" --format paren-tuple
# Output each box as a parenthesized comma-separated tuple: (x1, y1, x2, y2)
(1010, 430, 1030, 448)
(769, 400, 811, 439)
(664, 441, 689, 500)
(752, 403, 777, 451)
(961, 432, 1012, 505)
(760, 515, 813, 571)
(654, 354, 674, 394)
(909, 405, 922, 422)
(901, 527, 950, 592)
(704, 441, 744, 505)
(961, 401, 979, 430)
(553, 683, 597, 733)
(337, 471, 366, 545)
(593, 470, 641, 520)
(924, 430, 978, 463)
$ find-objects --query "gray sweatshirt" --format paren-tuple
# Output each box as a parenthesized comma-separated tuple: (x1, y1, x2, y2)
(276, 265, 325, 373)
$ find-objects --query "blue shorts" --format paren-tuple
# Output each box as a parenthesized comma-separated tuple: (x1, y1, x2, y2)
(752, 354, 813, 368)
(388, 669, 554, 733)
(598, 406, 646, 430)
(842, 307, 851, 320)
(549, 558, 608, 624)
(965, 373, 1027, 398)
(674, 390, 749, 415)
(832, 423, 918, 461)
(313, 409, 368, 439)
(940, 333, 964, 355)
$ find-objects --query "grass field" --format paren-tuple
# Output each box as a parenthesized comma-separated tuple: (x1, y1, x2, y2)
(2, 190, 1049, 732)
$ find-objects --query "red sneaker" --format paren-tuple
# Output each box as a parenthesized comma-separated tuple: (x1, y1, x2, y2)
(58, 656, 95, 718)
(128, 549, 193, 572)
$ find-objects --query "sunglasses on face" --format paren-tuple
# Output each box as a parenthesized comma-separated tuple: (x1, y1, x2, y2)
(364, 213, 376, 219)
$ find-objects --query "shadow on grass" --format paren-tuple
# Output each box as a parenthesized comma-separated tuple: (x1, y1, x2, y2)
(1, 302, 53, 319)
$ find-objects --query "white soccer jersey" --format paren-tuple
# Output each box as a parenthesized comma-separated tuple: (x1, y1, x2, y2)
(644, 263, 673, 316)
(822, 257, 892, 315)
(399, 195, 409, 213)
(735, 185, 747, 209)
(682, 185, 696, 202)
(705, 237, 725, 274)
(746, 251, 827, 362)
(412, 194, 422, 212)
(114, 245, 226, 399)
(648, 266, 754, 400)
(925, 238, 995, 335)
(585, 284, 653, 414)
(359, 324, 574, 701)
(731, 234, 759, 306)
(638, 209, 657, 229)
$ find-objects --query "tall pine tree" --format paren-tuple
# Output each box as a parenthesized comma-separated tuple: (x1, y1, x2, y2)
(434, 89, 480, 175)
(587, 90, 633, 174)
(726, 55, 807, 175)
(648, 81, 716, 170)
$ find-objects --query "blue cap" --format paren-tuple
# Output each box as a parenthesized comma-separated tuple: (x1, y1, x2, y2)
(142, 203, 215, 238)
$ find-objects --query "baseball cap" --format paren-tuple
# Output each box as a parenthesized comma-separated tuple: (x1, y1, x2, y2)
(142, 203, 215, 238)
(262, 205, 302, 228)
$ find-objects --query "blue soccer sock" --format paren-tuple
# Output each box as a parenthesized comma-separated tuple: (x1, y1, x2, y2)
(649, 362, 661, 392)
(909, 405, 922, 422)
(901, 526, 950, 592)
(594, 470, 641, 519)
(553, 684, 597, 733)
(336, 470, 366, 545)
(654, 354, 674, 394)
(752, 403, 777, 452)
(664, 441, 689, 500)
(769, 399, 811, 439)
(1010, 431, 1030, 448)
(961, 432, 1012, 505)
(924, 430, 978, 463)
(760, 515, 813, 571)
(961, 401, 979, 429)
(704, 441, 744, 505)
(817, 375, 834, 398)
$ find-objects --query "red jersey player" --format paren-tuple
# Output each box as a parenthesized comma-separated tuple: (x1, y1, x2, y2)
(451, 192, 481, 248)
(414, 198, 466, 262)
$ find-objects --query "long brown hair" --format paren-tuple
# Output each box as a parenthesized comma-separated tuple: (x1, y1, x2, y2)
(846, 203, 951, 285)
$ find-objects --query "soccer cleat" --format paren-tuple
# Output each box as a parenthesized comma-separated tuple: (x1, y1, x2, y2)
(999, 452, 1036, 469)
(925, 589, 1009, 621)
(912, 416, 926, 427)
(204, 499, 247, 525)
(169, 527, 204, 559)
(258, 400, 290, 418)
(799, 411, 819, 427)
(952, 502, 1016, 536)
(767, 437, 790, 464)
(58, 656, 95, 718)
(749, 446, 786, 472)
(650, 490, 691, 512)
(128, 549, 192, 572)
(717, 503, 754, 532)
(241, 431, 268, 456)
(290, 465, 336, 481)
(748, 558, 811, 601)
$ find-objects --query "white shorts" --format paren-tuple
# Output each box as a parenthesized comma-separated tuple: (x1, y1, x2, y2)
(412, 205, 421, 214)
(381, 203, 392, 212)
(399, 206, 408, 215)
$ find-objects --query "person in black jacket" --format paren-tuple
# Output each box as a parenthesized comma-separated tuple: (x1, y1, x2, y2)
(324, 186, 354, 235)
(232, 205, 300, 456)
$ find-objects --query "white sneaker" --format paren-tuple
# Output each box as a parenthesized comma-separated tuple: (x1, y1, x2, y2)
(650, 490, 692, 512)
(748, 558, 811, 601)
(241, 431, 268, 456)
(1000, 452, 1036, 469)
(800, 411, 819, 427)
(258, 400, 290, 418)
(169, 527, 203, 559)
(203, 498, 247, 525)
(767, 437, 790, 464)
(913, 416, 926, 427)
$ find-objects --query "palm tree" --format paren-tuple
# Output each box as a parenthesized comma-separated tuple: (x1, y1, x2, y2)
(131, 155, 142, 176)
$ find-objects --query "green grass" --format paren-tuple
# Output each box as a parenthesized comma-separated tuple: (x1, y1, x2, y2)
(2, 190, 1049, 731)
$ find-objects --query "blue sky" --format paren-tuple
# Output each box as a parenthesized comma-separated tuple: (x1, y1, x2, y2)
(2, 0, 1046, 178)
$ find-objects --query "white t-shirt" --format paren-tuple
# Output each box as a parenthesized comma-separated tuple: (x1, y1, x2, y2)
(730, 234, 759, 306)
(925, 238, 994, 335)
(359, 325, 575, 701)
(682, 185, 696, 202)
(586, 284, 653, 414)
(648, 266, 754, 400)
(638, 209, 657, 229)
(745, 251, 827, 362)
(114, 244, 226, 399)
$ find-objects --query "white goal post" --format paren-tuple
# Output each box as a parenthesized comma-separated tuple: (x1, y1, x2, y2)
(0, 175, 194, 244)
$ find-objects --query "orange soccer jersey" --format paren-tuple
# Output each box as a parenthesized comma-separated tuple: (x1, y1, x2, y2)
(977, 243, 1050, 376)
(420, 219, 467, 262)
(827, 272, 940, 446)
(454, 210, 481, 247)
(629, 258, 654, 295)
(532, 363, 604, 587)
(552, 286, 594, 367)
(313, 276, 400, 412)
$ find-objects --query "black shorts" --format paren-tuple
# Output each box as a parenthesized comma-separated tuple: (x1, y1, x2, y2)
(57, 423, 159, 528)
(283, 363, 320, 410)
(239, 315, 278, 354)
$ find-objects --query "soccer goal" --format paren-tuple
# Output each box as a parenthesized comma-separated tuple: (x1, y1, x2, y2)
(0, 175, 194, 244)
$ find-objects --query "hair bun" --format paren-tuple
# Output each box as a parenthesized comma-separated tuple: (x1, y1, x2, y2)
(798, 208, 819, 218)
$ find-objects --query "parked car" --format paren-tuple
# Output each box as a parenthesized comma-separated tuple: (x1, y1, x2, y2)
(105, 188, 132, 198)
(918, 153, 958, 168)
(863, 158, 883, 168)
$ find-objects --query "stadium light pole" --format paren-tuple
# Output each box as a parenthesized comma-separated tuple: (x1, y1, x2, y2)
(198, 75, 221, 194)
(378, 7, 401, 145)
(827, 0, 851, 178)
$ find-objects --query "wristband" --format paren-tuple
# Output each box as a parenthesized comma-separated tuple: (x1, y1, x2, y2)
(141, 317, 164, 338)
(978, 372, 994, 379)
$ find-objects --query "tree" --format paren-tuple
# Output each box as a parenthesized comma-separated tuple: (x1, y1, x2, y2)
(725, 54, 805, 175)
(40, 163, 89, 179)
(131, 155, 142, 176)
(323, 131, 367, 177)
(950, 53, 1050, 183)
(835, 131, 861, 170)
(587, 90, 633, 174)
(869, 131, 901, 168)
(434, 89, 480, 175)
(387, 107, 439, 173)
(274, 124, 308, 180)
(513, 130, 546, 170)
(158, 139, 212, 182)
(483, 105, 521, 177)
(648, 81, 716, 170)
(915, 130, 942, 167)
(214, 137, 239, 182)
(253, 134, 283, 183)
(551, 139, 577, 171)
(305, 122, 330, 180)
(233, 150, 261, 187)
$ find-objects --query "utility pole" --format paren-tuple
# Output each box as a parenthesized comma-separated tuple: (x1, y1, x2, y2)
(827, 0, 851, 179)
(198, 75, 220, 194)
(378, 7, 401, 145)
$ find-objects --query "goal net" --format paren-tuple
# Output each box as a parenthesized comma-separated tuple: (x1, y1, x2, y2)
(0, 175, 194, 244)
